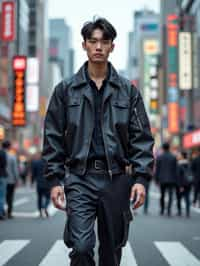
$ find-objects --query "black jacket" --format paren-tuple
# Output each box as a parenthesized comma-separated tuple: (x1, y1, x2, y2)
(42, 62, 154, 188)
(191, 155, 200, 183)
(155, 151, 177, 185)
(0, 149, 7, 178)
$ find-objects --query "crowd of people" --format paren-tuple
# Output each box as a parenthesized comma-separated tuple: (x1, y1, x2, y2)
(144, 142, 200, 217)
(0, 140, 50, 220)
(0, 139, 200, 221)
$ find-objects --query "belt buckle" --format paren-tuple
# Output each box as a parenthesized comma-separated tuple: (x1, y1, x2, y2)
(94, 160, 101, 170)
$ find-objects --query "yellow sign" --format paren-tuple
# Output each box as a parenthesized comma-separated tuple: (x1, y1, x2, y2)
(144, 40, 159, 55)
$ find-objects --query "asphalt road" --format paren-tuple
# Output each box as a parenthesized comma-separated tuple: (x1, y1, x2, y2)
(0, 184, 200, 266)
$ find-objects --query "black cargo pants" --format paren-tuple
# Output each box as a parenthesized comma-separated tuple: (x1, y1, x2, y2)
(63, 169, 133, 266)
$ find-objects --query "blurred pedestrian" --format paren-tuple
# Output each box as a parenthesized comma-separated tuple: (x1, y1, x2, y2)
(3, 140, 19, 219)
(18, 155, 28, 186)
(0, 143, 7, 220)
(42, 17, 154, 266)
(191, 148, 200, 208)
(31, 152, 50, 218)
(176, 151, 193, 217)
(155, 142, 177, 217)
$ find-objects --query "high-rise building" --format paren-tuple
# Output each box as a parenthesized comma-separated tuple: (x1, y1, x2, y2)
(49, 19, 74, 80)
(127, 9, 160, 141)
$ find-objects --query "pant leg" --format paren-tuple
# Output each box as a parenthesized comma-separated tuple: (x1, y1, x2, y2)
(64, 173, 97, 266)
(184, 186, 191, 217)
(97, 173, 132, 266)
(160, 184, 166, 214)
(44, 189, 50, 209)
(176, 185, 181, 215)
(167, 184, 174, 216)
(37, 187, 43, 211)
(0, 178, 7, 215)
(6, 184, 15, 215)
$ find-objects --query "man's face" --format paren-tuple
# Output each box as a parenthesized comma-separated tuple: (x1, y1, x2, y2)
(82, 29, 114, 63)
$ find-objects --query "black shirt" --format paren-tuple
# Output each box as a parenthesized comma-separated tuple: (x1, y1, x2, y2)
(85, 65, 110, 161)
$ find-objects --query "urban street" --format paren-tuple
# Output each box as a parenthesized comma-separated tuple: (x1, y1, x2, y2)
(0, 184, 200, 266)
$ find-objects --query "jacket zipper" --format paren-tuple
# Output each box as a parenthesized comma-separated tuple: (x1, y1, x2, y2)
(84, 106, 94, 173)
(101, 103, 112, 180)
(134, 108, 143, 130)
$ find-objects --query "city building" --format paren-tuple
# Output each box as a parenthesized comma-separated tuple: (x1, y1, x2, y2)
(49, 18, 74, 80)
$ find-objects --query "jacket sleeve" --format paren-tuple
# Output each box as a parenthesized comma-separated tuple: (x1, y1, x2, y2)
(42, 82, 67, 189)
(128, 87, 154, 187)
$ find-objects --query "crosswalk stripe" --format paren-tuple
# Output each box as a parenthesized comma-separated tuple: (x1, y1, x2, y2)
(12, 203, 59, 218)
(121, 242, 138, 266)
(155, 241, 200, 266)
(39, 240, 70, 266)
(0, 240, 30, 266)
(14, 197, 29, 207)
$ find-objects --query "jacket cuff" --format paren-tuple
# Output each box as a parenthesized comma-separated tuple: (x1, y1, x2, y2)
(47, 178, 61, 190)
(134, 176, 148, 188)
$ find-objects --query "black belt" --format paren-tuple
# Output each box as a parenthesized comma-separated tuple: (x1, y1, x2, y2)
(87, 159, 108, 171)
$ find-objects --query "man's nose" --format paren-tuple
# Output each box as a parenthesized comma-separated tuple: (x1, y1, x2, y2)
(96, 41, 102, 50)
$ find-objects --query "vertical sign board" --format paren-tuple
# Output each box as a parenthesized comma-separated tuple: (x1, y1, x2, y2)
(1, 1, 16, 41)
(179, 32, 192, 90)
(167, 14, 179, 134)
(12, 56, 27, 126)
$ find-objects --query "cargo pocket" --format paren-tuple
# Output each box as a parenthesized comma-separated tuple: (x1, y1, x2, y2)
(116, 209, 133, 249)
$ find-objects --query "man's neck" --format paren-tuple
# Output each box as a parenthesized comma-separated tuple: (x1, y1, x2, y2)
(87, 61, 108, 81)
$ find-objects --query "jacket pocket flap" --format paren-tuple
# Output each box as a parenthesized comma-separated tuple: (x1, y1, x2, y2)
(112, 99, 129, 108)
(67, 97, 81, 106)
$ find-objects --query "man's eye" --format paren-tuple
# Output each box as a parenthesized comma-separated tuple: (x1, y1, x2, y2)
(102, 40, 110, 45)
(89, 40, 96, 44)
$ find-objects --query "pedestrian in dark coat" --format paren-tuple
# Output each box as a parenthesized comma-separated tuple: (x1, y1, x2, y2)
(191, 148, 200, 207)
(176, 151, 193, 217)
(31, 152, 50, 217)
(0, 145, 7, 220)
(155, 142, 177, 216)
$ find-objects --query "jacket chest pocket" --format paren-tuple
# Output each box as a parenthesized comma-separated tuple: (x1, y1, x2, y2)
(111, 99, 130, 124)
(67, 97, 81, 124)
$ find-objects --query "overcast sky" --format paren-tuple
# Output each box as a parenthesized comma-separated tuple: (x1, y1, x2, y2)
(48, 0, 160, 71)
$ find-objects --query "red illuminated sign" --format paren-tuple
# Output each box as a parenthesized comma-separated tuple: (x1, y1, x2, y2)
(1, 1, 15, 41)
(183, 129, 200, 149)
(12, 56, 26, 126)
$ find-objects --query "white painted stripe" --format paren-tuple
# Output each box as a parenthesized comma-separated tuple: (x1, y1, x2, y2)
(0, 240, 30, 266)
(14, 197, 29, 207)
(155, 241, 200, 266)
(121, 242, 138, 266)
(39, 240, 70, 266)
(12, 204, 59, 218)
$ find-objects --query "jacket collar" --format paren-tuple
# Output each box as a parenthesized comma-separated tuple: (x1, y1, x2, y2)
(71, 61, 121, 89)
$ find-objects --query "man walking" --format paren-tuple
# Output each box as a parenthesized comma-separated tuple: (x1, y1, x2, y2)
(0, 143, 7, 220)
(155, 142, 177, 217)
(43, 17, 154, 266)
(3, 140, 19, 219)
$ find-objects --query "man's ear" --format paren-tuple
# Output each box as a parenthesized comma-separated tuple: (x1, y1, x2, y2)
(110, 43, 115, 53)
(82, 41, 86, 50)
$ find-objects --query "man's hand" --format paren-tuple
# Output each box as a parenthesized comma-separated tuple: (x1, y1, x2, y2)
(51, 186, 66, 211)
(130, 183, 146, 210)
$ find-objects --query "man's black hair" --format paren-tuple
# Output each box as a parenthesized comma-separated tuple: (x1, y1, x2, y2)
(162, 142, 170, 151)
(2, 140, 11, 149)
(181, 150, 187, 159)
(81, 17, 117, 41)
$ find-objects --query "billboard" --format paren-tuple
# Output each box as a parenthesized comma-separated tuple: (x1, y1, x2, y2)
(26, 58, 39, 112)
(1, 1, 15, 41)
(12, 56, 27, 126)
(179, 32, 192, 90)
(167, 14, 180, 134)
